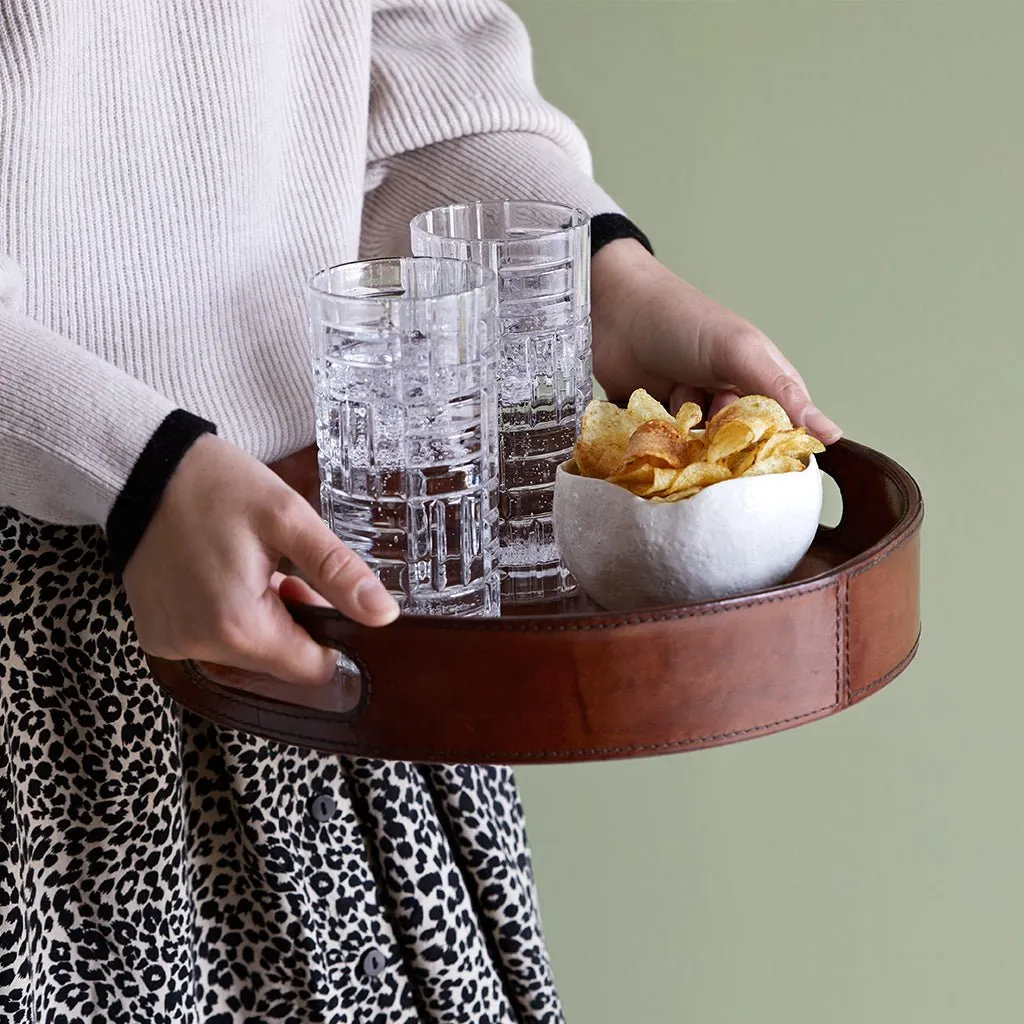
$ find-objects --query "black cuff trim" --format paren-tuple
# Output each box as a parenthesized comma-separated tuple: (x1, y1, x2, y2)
(105, 409, 217, 574)
(591, 213, 655, 258)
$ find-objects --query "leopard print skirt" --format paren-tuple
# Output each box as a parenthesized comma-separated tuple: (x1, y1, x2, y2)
(0, 507, 562, 1023)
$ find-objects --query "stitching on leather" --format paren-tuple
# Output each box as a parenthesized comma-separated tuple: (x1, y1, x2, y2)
(843, 575, 851, 704)
(172, 673, 839, 759)
(422, 704, 838, 760)
(849, 633, 921, 698)
(834, 580, 843, 707)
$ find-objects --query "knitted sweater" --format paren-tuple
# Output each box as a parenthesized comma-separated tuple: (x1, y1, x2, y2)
(0, 0, 630, 548)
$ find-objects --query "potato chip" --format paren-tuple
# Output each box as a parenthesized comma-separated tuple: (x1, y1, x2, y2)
(682, 436, 708, 464)
(647, 466, 689, 495)
(741, 454, 806, 477)
(674, 401, 703, 436)
(626, 388, 675, 426)
(609, 464, 682, 498)
(707, 394, 792, 434)
(574, 389, 822, 501)
(650, 487, 701, 503)
(726, 448, 758, 477)
(574, 400, 635, 478)
(617, 421, 706, 474)
(706, 420, 756, 463)
(608, 461, 657, 492)
(705, 395, 792, 456)
(619, 420, 694, 469)
(638, 461, 732, 502)
(755, 427, 826, 463)
(664, 461, 732, 493)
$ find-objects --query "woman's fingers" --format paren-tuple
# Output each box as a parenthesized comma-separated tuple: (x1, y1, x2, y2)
(215, 590, 340, 686)
(711, 331, 842, 443)
(666, 384, 705, 417)
(251, 590, 339, 686)
(270, 571, 333, 608)
(667, 384, 736, 425)
(706, 389, 741, 421)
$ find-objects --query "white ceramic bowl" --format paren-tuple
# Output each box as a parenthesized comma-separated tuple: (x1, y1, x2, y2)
(553, 455, 823, 609)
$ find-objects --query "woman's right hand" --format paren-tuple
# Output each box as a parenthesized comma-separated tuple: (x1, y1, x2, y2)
(122, 434, 399, 686)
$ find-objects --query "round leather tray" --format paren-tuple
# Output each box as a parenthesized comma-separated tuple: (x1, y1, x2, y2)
(148, 438, 923, 764)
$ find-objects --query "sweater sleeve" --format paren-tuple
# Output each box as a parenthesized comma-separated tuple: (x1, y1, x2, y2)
(360, 0, 632, 258)
(0, 265, 213, 536)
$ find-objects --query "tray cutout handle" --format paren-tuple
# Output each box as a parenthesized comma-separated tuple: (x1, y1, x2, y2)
(817, 440, 909, 552)
(819, 468, 843, 529)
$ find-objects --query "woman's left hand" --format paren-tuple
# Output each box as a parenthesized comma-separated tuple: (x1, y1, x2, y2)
(590, 239, 843, 443)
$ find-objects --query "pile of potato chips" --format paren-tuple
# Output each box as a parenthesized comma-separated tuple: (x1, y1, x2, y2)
(572, 390, 825, 502)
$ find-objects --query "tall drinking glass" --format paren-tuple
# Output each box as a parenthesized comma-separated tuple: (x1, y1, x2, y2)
(308, 257, 501, 617)
(410, 201, 591, 603)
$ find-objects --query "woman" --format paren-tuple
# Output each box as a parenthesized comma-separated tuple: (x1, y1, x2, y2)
(0, 1, 841, 1021)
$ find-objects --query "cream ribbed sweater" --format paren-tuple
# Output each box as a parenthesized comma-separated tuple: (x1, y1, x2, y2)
(0, 0, 621, 527)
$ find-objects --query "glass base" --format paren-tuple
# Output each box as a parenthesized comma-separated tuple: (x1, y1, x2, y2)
(394, 576, 501, 618)
(500, 563, 579, 605)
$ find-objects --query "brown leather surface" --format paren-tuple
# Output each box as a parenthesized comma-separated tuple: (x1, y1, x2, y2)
(148, 438, 923, 763)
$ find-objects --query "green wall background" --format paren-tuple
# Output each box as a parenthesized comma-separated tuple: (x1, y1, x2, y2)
(509, 2, 1021, 1021)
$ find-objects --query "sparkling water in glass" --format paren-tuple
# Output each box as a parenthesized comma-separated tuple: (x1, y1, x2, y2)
(410, 201, 591, 603)
(308, 257, 501, 617)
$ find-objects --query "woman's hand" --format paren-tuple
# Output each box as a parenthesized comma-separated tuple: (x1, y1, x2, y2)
(122, 435, 399, 686)
(591, 239, 842, 443)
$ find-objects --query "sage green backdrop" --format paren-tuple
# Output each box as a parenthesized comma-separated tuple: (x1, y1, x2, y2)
(508, 2, 1019, 1021)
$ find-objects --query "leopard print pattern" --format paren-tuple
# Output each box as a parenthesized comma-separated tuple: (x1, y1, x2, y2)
(0, 507, 563, 1023)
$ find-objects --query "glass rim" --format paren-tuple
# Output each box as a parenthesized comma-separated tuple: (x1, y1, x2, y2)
(307, 255, 497, 304)
(409, 199, 591, 245)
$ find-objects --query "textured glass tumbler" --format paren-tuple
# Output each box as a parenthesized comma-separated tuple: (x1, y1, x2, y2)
(410, 201, 591, 603)
(308, 257, 501, 617)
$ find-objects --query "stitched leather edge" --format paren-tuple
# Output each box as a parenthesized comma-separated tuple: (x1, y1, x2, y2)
(836, 575, 846, 707)
(168, 675, 837, 760)
(171, 632, 921, 761)
(849, 630, 921, 699)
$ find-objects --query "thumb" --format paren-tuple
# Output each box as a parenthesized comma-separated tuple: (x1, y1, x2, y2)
(268, 501, 400, 627)
(714, 333, 842, 443)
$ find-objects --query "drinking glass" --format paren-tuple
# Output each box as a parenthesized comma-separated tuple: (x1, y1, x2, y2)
(410, 201, 591, 603)
(308, 257, 501, 616)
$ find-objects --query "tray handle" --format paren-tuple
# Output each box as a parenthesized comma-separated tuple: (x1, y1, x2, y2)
(816, 439, 912, 554)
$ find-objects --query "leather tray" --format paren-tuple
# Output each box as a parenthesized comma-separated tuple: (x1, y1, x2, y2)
(148, 438, 923, 764)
